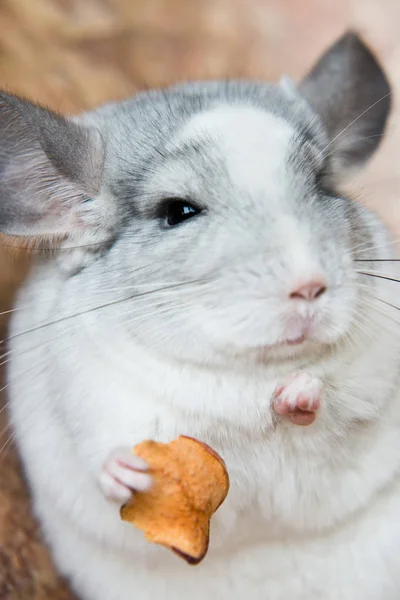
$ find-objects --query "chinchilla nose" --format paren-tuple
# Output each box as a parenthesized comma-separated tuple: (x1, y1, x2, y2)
(289, 280, 327, 301)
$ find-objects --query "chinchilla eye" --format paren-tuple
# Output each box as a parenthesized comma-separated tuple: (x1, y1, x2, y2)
(159, 198, 201, 227)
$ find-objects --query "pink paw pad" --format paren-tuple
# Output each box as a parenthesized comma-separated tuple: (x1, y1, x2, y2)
(273, 372, 323, 426)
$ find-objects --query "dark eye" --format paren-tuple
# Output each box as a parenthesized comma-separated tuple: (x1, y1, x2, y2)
(161, 199, 201, 227)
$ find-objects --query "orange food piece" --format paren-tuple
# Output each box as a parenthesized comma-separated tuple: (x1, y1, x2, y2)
(120, 435, 229, 565)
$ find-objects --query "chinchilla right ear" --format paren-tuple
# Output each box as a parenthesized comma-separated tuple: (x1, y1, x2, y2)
(298, 31, 392, 181)
(0, 92, 116, 247)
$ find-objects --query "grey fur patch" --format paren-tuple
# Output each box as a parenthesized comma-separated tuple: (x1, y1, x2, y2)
(0, 93, 105, 238)
(299, 31, 391, 178)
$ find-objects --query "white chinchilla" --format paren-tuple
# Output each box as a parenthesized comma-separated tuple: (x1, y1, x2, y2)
(1, 31, 400, 599)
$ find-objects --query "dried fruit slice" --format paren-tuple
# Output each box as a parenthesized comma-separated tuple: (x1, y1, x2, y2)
(120, 435, 229, 564)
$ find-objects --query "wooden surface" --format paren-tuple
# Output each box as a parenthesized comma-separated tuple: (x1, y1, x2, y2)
(0, 1, 399, 598)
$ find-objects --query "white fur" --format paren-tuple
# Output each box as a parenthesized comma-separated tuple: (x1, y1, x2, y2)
(6, 106, 400, 599)
(178, 106, 293, 193)
(8, 233, 400, 600)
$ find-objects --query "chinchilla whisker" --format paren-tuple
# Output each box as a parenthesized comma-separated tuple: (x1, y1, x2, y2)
(115, 303, 197, 331)
(143, 322, 191, 354)
(353, 237, 400, 255)
(357, 294, 400, 323)
(0, 306, 27, 317)
(0, 294, 205, 358)
(356, 271, 400, 284)
(88, 280, 209, 296)
(2, 278, 209, 345)
(356, 291, 400, 327)
(356, 268, 400, 279)
(352, 238, 399, 255)
(123, 301, 201, 335)
(365, 293, 400, 314)
(0, 409, 39, 461)
(324, 134, 386, 161)
(0, 391, 66, 463)
(354, 259, 400, 262)
(356, 307, 400, 339)
(321, 91, 392, 154)
(0, 397, 12, 416)
(115, 295, 197, 315)
(0, 347, 13, 361)
(0, 350, 60, 405)
(0, 276, 209, 317)
(346, 308, 372, 351)
(93, 288, 206, 327)
(0, 428, 18, 461)
(0, 329, 71, 368)
(345, 320, 373, 349)
(353, 285, 400, 332)
(349, 302, 394, 344)
(0, 236, 114, 253)
(0, 349, 67, 463)
(359, 299, 399, 320)
(131, 300, 204, 350)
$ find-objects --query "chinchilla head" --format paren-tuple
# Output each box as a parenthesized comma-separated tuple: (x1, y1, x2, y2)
(0, 32, 392, 365)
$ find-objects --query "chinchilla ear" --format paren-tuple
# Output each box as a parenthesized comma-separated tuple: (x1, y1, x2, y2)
(298, 31, 391, 180)
(0, 92, 116, 247)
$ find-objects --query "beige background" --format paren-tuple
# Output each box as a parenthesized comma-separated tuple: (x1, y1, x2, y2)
(0, 1, 399, 598)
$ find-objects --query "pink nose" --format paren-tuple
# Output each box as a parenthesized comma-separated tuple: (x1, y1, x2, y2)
(290, 280, 327, 301)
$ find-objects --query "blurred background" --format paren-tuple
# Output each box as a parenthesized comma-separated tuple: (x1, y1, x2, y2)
(0, 1, 399, 598)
